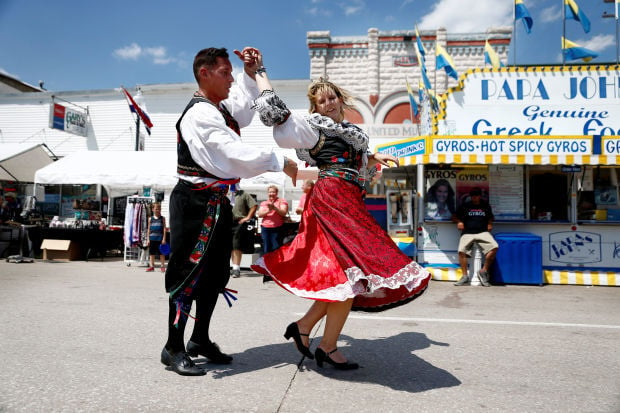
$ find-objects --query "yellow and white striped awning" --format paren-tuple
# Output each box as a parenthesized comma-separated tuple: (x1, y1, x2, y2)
(399, 153, 620, 166)
(426, 267, 620, 286)
(377, 135, 620, 166)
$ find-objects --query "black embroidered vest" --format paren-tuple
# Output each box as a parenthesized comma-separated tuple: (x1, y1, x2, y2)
(176, 94, 240, 178)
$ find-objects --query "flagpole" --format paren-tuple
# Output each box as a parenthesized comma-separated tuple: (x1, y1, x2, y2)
(616, 12, 620, 65)
(135, 115, 141, 151)
(513, 2, 517, 66)
(562, 0, 566, 66)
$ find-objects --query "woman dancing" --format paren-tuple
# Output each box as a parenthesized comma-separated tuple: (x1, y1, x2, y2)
(249, 59, 431, 370)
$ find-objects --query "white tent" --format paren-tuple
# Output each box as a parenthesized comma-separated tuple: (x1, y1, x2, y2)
(34, 151, 178, 198)
(0, 143, 55, 182)
(33, 150, 309, 198)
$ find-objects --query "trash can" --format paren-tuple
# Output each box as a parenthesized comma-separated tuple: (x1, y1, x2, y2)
(491, 232, 543, 285)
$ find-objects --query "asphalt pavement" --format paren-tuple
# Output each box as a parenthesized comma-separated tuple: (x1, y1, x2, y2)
(1, 257, 619, 413)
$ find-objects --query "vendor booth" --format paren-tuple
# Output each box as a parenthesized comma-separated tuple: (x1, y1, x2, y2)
(33, 150, 178, 260)
(0, 143, 56, 257)
(377, 65, 620, 286)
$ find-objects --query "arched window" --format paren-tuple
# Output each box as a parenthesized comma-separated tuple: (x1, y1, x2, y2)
(383, 102, 419, 124)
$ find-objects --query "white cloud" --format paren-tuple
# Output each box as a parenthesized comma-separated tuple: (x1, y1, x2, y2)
(341, 0, 365, 16)
(113, 43, 178, 66)
(418, 0, 512, 32)
(305, 0, 366, 18)
(305, 6, 332, 17)
(579, 34, 616, 52)
(539, 5, 561, 24)
(113, 43, 142, 60)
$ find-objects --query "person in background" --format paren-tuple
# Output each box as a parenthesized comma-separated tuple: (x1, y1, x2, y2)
(146, 202, 167, 272)
(425, 179, 456, 220)
(0, 195, 10, 224)
(230, 187, 257, 278)
(452, 187, 498, 287)
(161, 47, 297, 377)
(256, 185, 288, 254)
(250, 66, 431, 370)
(295, 179, 314, 215)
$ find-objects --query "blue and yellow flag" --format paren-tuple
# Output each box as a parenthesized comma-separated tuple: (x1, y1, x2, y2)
(415, 25, 426, 61)
(565, 0, 591, 33)
(405, 79, 419, 118)
(562, 37, 598, 62)
(515, 0, 533, 34)
(418, 80, 438, 113)
(435, 44, 458, 80)
(484, 40, 505, 69)
(415, 46, 433, 90)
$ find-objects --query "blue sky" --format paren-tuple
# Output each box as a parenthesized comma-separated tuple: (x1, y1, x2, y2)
(0, 0, 618, 92)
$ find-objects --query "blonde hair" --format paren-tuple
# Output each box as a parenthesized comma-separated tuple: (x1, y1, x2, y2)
(307, 77, 355, 119)
(267, 185, 279, 194)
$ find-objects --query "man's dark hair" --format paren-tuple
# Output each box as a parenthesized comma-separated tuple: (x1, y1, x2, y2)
(193, 48, 229, 83)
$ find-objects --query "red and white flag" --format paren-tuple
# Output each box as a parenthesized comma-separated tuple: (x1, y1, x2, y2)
(122, 87, 153, 135)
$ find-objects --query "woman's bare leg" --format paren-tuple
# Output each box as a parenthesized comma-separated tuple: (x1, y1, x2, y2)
(317, 298, 353, 363)
(295, 301, 328, 347)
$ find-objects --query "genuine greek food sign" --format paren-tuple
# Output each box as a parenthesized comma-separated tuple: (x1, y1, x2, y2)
(441, 67, 620, 139)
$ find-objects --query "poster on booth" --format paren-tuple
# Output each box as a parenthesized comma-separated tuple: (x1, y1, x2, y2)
(455, 168, 489, 209)
(425, 169, 457, 220)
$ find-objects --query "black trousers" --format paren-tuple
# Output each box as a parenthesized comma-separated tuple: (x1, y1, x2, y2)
(165, 181, 232, 352)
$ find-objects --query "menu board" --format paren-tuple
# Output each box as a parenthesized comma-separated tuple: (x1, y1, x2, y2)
(489, 165, 524, 220)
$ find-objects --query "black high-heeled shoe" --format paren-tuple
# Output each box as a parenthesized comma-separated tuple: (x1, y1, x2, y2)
(283, 322, 314, 359)
(315, 348, 359, 370)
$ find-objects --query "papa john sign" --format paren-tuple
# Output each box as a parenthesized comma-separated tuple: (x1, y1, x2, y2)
(441, 66, 620, 137)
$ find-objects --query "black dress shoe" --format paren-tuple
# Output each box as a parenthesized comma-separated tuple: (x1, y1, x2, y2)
(161, 347, 206, 376)
(187, 340, 233, 364)
(315, 348, 359, 370)
(283, 322, 314, 359)
(161, 347, 172, 366)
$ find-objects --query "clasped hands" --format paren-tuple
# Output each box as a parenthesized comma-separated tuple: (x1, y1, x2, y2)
(233, 47, 263, 78)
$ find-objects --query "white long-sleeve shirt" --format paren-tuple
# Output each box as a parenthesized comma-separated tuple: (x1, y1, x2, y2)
(272, 111, 320, 149)
(179, 72, 285, 184)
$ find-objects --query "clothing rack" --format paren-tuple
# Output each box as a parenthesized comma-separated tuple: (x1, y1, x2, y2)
(127, 196, 154, 204)
(123, 196, 154, 266)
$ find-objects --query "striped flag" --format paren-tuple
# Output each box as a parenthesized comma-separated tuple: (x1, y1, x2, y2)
(415, 25, 426, 61)
(565, 0, 591, 33)
(415, 46, 433, 90)
(515, 0, 534, 34)
(405, 79, 419, 118)
(562, 37, 598, 62)
(484, 40, 505, 68)
(122, 87, 153, 135)
(436, 44, 458, 80)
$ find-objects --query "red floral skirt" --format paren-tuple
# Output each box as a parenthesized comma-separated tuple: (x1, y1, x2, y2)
(251, 176, 431, 312)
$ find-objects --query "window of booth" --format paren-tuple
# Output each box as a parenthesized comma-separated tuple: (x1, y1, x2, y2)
(424, 165, 528, 221)
(577, 166, 620, 222)
(527, 166, 570, 221)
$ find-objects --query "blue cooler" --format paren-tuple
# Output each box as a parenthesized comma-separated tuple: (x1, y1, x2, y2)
(491, 232, 542, 285)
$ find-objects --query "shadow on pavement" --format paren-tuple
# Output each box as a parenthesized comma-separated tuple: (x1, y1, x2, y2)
(202, 331, 460, 393)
